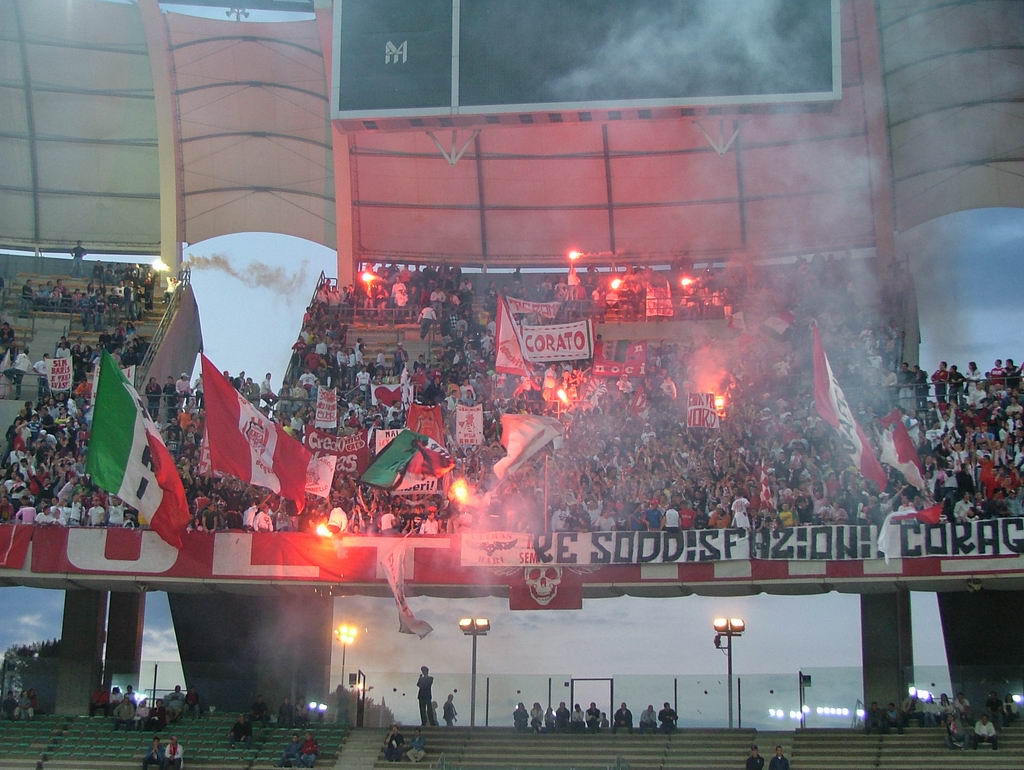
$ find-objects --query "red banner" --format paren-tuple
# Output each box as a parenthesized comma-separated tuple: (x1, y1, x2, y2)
(0, 524, 33, 569)
(1, 526, 1023, 608)
(407, 404, 446, 447)
(509, 566, 583, 610)
(304, 428, 370, 476)
(593, 341, 647, 378)
(504, 296, 561, 319)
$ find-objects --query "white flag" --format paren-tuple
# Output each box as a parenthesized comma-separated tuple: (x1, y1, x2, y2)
(304, 453, 337, 499)
(493, 414, 563, 479)
(379, 539, 433, 638)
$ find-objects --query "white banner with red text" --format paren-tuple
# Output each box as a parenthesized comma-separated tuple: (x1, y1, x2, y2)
(455, 404, 484, 446)
(314, 387, 338, 428)
(520, 320, 594, 363)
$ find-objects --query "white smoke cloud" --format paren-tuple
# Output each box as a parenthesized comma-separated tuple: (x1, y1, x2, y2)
(185, 252, 309, 297)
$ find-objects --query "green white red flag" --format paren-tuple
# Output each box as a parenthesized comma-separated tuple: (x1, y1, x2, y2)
(86, 351, 189, 548)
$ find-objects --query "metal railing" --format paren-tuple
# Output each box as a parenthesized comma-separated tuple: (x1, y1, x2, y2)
(135, 267, 190, 388)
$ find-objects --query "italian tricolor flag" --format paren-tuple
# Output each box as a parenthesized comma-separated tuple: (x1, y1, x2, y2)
(86, 352, 189, 548)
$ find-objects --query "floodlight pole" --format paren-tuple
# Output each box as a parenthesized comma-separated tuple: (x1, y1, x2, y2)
(470, 632, 479, 727)
(725, 633, 734, 729)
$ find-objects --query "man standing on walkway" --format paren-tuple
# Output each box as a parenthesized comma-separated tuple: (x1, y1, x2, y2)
(768, 745, 790, 770)
(745, 744, 765, 770)
(416, 666, 437, 726)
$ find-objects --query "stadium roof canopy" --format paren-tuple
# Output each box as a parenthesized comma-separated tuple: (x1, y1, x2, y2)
(0, 0, 1020, 269)
(0, 0, 160, 253)
(0, 0, 333, 255)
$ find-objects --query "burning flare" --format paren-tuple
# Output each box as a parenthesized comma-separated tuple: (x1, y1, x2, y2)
(315, 523, 333, 538)
(450, 478, 469, 503)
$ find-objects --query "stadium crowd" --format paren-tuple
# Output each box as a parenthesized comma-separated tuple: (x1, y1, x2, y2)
(0, 254, 1018, 539)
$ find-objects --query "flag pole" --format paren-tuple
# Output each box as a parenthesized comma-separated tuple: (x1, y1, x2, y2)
(543, 452, 550, 534)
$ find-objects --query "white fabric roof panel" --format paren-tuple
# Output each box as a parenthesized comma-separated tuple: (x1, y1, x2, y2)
(0, 0, 160, 251)
(880, 0, 1024, 231)
(165, 12, 335, 248)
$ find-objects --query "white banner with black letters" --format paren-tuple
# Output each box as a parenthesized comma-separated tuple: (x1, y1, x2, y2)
(460, 520, 1024, 566)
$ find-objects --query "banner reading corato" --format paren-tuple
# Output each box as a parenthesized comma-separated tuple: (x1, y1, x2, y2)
(47, 357, 72, 392)
(520, 319, 594, 363)
(304, 428, 370, 476)
(505, 296, 561, 319)
(314, 388, 338, 428)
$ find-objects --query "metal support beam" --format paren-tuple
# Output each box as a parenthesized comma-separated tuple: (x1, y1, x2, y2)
(473, 134, 488, 265)
(733, 120, 748, 247)
(426, 130, 479, 166)
(601, 124, 617, 254)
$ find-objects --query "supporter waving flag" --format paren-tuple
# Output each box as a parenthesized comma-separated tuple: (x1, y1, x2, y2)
(812, 325, 887, 490)
(361, 429, 454, 489)
(86, 351, 189, 548)
(878, 409, 927, 493)
(200, 354, 310, 510)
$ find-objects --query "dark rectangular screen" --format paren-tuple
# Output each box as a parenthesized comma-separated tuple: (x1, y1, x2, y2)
(336, 0, 452, 113)
(459, 0, 834, 107)
(333, 0, 838, 119)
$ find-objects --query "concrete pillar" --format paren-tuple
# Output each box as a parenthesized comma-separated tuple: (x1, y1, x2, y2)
(938, 590, 1024, 707)
(104, 592, 146, 690)
(169, 593, 333, 714)
(860, 591, 913, 709)
(55, 590, 107, 715)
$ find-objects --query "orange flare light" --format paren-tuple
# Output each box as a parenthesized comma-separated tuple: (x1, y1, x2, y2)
(610, 278, 622, 290)
(714, 395, 726, 414)
(680, 276, 694, 287)
(451, 478, 469, 503)
(315, 523, 333, 538)
(567, 250, 581, 261)
(557, 388, 569, 405)
(361, 271, 376, 284)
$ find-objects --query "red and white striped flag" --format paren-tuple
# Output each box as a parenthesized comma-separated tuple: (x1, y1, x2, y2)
(200, 355, 311, 510)
(812, 326, 887, 490)
(878, 409, 927, 493)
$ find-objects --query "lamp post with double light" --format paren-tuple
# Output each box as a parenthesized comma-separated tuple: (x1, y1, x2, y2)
(713, 617, 745, 728)
(458, 618, 490, 727)
(334, 623, 358, 688)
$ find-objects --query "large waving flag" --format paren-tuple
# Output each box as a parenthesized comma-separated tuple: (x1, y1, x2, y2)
(379, 539, 433, 638)
(879, 409, 927, 492)
(87, 351, 189, 547)
(200, 355, 310, 509)
(494, 296, 531, 377)
(812, 326, 887, 490)
(361, 429, 454, 489)
(493, 414, 563, 479)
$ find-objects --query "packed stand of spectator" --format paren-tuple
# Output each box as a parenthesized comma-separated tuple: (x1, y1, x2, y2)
(1, 250, 1013, 541)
